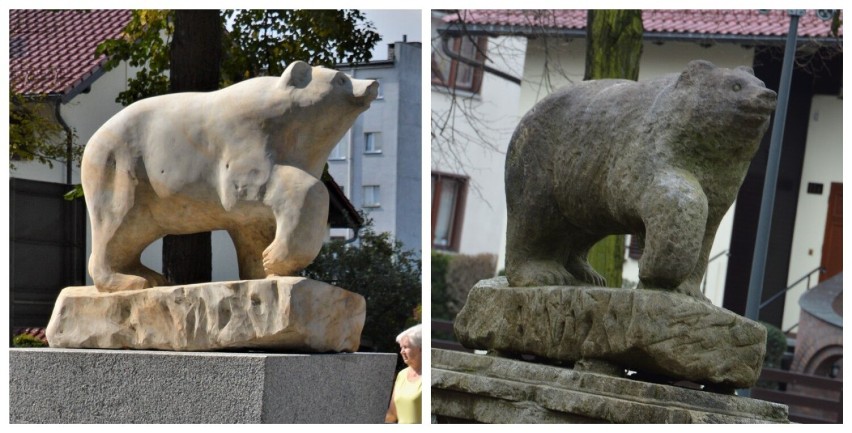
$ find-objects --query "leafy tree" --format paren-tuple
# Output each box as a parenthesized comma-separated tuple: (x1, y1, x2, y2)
(302, 218, 421, 354)
(96, 9, 381, 106)
(9, 90, 78, 169)
(583, 10, 644, 289)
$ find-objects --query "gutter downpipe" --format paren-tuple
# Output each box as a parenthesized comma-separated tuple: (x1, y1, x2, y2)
(54, 99, 74, 185)
(439, 33, 522, 85)
(740, 9, 803, 397)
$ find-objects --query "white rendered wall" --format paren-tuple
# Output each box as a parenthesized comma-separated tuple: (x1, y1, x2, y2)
(431, 15, 527, 261)
(781, 95, 843, 331)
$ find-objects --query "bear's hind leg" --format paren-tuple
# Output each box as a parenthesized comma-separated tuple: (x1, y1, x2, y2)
(228, 223, 275, 280)
(505, 204, 579, 287)
(89, 206, 167, 292)
(564, 244, 607, 287)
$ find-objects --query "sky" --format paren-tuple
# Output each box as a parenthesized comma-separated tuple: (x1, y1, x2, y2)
(361, 10, 423, 61)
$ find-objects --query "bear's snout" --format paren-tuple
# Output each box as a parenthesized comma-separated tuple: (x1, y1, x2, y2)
(353, 79, 379, 106)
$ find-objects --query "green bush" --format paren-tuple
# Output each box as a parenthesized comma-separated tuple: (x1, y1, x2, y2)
(761, 321, 787, 369)
(445, 253, 497, 316)
(12, 333, 48, 348)
(302, 218, 420, 354)
(431, 251, 452, 320)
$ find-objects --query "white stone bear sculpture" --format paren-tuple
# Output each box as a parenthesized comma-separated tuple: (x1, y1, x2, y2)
(81, 61, 378, 292)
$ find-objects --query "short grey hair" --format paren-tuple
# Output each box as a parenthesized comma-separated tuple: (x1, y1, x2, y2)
(396, 324, 422, 348)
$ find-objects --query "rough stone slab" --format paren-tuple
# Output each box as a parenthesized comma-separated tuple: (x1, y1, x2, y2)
(46, 277, 365, 352)
(431, 349, 788, 424)
(454, 277, 766, 388)
(10, 348, 397, 423)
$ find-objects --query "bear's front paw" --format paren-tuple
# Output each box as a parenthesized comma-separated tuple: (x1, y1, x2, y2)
(262, 241, 311, 276)
(507, 260, 577, 287)
(95, 273, 150, 293)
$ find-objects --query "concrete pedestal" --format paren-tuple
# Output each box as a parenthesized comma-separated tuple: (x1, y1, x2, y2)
(10, 348, 396, 423)
(432, 349, 789, 424)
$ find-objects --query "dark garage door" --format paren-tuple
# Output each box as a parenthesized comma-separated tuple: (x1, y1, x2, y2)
(9, 178, 86, 332)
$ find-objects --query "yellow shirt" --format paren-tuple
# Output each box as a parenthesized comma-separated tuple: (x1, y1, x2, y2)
(393, 367, 422, 424)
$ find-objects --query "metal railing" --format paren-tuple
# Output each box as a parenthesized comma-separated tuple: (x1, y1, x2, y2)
(758, 266, 826, 311)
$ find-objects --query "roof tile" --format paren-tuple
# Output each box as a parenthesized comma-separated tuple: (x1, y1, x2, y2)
(10, 9, 132, 96)
(445, 9, 842, 39)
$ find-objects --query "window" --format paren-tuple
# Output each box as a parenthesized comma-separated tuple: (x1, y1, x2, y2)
(431, 172, 468, 250)
(431, 36, 487, 93)
(365, 132, 382, 153)
(363, 185, 380, 208)
(329, 135, 347, 160)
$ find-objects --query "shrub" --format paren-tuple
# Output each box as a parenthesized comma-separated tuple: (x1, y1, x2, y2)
(431, 251, 452, 320)
(445, 253, 497, 316)
(302, 218, 420, 354)
(12, 333, 48, 348)
(761, 321, 787, 369)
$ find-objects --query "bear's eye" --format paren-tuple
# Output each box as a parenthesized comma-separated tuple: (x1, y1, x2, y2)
(732, 83, 742, 92)
(336, 76, 346, 86)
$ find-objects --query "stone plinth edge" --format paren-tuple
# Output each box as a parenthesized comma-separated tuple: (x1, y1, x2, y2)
(11, 348, 396, 423)
(431, 349, 788, 424)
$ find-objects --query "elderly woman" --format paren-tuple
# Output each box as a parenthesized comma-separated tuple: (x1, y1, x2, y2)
(385, 324, 422, 423)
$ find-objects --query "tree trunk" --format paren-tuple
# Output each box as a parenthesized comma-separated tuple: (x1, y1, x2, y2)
(584, 10, 643, 81)
(583, 10, 644, 288)
(162, 10, 222, 284)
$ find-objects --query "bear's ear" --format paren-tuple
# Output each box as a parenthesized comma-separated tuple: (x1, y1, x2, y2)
(280, 61, 312, 89)
(676, 60, 715, 87)
(736, 65, 755, 76)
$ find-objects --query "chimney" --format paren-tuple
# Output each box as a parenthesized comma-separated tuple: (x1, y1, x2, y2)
(388, 43, 395, 61)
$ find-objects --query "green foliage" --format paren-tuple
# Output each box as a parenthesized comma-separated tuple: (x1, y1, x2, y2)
(302, 218, 420, 353)
(756, 321, 788, 390)
(431, 250, 452, 320)
(12, 333, 48, 348)
(587, 235, 625, 289)
(221, 10, 380, 84)
(64, 184, 85, 201)
(97, 9, 381, 106)
(9, 90, 80, 169)
(95, 10, 173, 106)
(761, 321, 787, 369)
(445, 253, 497, 316)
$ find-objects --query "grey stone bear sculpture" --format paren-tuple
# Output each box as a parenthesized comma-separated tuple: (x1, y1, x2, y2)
(505, 59, 776, 300)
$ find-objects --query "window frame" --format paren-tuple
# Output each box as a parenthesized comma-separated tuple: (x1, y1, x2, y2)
(431, 171, 469, 251)
(364, 131, 382, 154)
(431, 35, 487, 94)
(363, 184, 381, 208)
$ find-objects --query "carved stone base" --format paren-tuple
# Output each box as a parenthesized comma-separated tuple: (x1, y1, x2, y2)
(454, 277, 766, 389)
(46, 277, 365, 352)
(432, 349, 788, 424)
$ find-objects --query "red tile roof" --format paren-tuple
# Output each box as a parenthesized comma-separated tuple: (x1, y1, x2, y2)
(444, 10, 842, 39)
(10, 9, 132, 96)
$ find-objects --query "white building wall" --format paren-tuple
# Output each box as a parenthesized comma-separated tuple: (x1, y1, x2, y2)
(327, 42, 422, 254)
(782, 94, 843, 330)
(431, 16, 527, 261)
